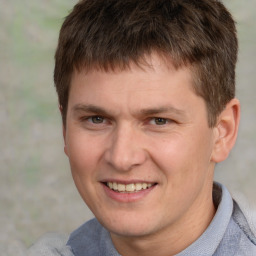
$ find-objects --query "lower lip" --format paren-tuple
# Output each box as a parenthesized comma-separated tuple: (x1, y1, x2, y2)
(102, 183, 156, 203)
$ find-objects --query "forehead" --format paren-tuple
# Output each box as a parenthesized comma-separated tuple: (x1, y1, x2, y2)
(68, 53, 204, 117)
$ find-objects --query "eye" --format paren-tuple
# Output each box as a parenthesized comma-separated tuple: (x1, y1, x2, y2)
(150, 117, 169, 125)
(88, 116, 105, 124)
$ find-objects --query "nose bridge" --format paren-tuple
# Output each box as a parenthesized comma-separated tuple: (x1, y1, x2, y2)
(105, 122, 146, 171)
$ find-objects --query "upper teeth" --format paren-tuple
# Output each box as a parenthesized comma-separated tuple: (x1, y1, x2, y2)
(107, 182, 153, 192)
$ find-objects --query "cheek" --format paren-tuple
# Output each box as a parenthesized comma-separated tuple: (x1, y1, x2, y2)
(151, 131, 213, 179)
(65, 134, 104, 207)
(151, 135, 192, 168)
(66, 133, 101, 178)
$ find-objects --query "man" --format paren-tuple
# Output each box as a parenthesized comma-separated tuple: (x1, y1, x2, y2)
(28, 0, 256, 255)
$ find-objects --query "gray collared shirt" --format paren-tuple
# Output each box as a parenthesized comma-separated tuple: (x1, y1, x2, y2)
(67, 183, 256, 255)
(176, 183, 256, 255)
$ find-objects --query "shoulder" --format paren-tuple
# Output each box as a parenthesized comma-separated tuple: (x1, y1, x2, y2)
(216, 198, 256, 255)
(28, 219, 118, 256)
(67, 218, 120, 256)
(212, 183, 256, 255)
(232, 199, 256, 254)
(27, 232, 74, 256)
(218, 215, 256, 255)
(68, 218, 103, 244)
(67, 218, 110, 256)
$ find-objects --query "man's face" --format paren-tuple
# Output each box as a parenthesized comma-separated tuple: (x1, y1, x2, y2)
(64, 54, 217, 239)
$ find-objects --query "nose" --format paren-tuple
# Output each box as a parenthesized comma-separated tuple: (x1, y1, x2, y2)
(104, 124, 147, 172)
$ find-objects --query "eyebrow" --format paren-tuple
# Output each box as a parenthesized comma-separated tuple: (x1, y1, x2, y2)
(72, 104, 186, 118)
(139, 106, 186, 117)
(72, 104, 111, 116)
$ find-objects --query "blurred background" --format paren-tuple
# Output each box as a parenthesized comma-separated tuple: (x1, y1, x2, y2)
(0, 0, 255, 255)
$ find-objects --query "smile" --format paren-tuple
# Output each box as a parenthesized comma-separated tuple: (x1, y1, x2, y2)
(106, 182, 155, 193)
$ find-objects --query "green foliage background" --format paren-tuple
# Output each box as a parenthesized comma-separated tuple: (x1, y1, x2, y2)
(0, 1, 255, 255)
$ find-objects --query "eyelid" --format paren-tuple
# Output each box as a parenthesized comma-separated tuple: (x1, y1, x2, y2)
(90, 115, 105, 123)
(147, 117, 173, 125)
(79, 115, 108, 124)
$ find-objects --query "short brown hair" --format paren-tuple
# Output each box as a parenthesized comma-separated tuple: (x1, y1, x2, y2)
(54, 0, 238, 127)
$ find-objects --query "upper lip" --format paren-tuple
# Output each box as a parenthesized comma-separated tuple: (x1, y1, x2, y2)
(101, 179, 157, 185)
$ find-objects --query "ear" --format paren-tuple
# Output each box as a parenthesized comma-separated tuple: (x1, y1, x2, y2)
(211, 98, 240, 163)
(59, 105, 69, 156)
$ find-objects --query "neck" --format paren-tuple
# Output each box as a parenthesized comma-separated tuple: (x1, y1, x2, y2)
(111, 185, 216, 256)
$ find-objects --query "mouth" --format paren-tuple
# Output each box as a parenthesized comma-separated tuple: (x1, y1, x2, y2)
(104, 182, 157, 193)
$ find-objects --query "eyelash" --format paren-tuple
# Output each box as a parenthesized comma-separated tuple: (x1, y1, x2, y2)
(79, 116, 174, 128)
(80, 115, 107, 124)
(148, 117, 171, 126)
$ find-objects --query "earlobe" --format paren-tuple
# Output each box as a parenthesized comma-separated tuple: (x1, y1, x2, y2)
(211, 98, 240, 163)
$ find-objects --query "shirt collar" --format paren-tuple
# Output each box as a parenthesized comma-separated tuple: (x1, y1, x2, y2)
(176, 182, 233, 256)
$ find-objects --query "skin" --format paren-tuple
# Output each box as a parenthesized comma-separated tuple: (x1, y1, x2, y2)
(63, 54, 240, 256)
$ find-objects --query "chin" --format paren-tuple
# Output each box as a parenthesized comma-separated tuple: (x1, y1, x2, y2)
(109, 224, 153, 238)
(98, 211, 160, 238)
